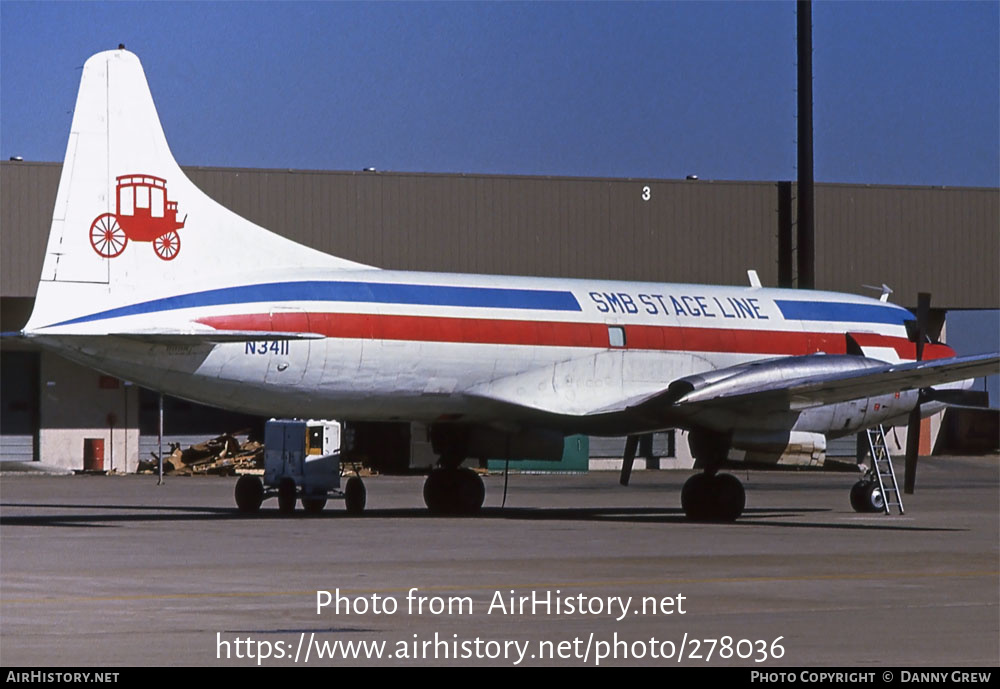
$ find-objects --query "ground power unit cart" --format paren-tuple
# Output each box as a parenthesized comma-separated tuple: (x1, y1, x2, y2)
(234, 419, 366, 515)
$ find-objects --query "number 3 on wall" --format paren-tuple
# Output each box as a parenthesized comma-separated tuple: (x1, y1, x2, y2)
(641, 185, 651, 201)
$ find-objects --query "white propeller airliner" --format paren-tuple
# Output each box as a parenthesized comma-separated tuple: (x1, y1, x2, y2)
(21, 49, 998, 520)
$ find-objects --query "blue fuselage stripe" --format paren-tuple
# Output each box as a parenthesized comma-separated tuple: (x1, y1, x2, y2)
(48, 284, 910, 330)
(49, 281, 583, 327)
(775, 300, 912, 325)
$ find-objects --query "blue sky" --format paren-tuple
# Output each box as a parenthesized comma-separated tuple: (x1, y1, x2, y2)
(1, 1, 998, 186)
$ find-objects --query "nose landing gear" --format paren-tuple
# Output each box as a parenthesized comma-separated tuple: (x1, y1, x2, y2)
(849, 479, 885, 513)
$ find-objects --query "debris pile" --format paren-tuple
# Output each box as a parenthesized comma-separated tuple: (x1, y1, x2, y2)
(138, 432, 263, 476)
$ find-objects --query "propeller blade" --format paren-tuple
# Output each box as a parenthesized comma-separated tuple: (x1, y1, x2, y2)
(619, 435, 639, 486)
(903, 292, 931, 495)
(904, 405, 921, 494)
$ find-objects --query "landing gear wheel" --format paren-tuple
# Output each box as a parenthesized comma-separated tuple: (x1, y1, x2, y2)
(454, 468, 485, 515)
(423, 469, 449, 514)
(277, 477, 297, 514)
(234, 475, 264, 513)
(89, 213, 127, 258)
(864, 482, 884, 513)
(681, 473, 712, 521)
(712, 473, 746, 522)
(850, 480, 868, 512)
(301, 496, 327, 514)
(423, 468, 485, 515)
(153, 230, 181, 260)
(681, 473, 745, 522)
(344, 476, 366, 515)
(850, 480, 884, 513)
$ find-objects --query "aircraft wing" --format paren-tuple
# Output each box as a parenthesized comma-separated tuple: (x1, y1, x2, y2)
(627, 352, 1000, 416)
(470, 352, 999, 424)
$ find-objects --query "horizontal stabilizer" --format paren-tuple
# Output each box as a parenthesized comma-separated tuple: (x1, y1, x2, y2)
(25, 329, 325, 345)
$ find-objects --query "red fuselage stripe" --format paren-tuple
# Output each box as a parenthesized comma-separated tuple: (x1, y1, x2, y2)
(196, 313, 954, 359)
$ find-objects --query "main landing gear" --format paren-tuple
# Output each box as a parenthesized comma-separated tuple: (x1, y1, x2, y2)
(423, 455, 485, 515)
(681, 431, 745, 522)
(680, 472, 746, 522)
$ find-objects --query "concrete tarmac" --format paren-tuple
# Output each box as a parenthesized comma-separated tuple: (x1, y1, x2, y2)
(1, 456, 997, 667)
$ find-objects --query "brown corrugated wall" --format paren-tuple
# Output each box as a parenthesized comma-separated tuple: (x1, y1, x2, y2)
(814, 184, 999, 307)
(185, 169, 778, 285)
(1, 163, 64, 298)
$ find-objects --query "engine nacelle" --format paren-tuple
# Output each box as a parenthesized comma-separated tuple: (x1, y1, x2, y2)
(668, 354, 920, 437)
(671, 354, 886, 405)
(729, 430, 828, 467)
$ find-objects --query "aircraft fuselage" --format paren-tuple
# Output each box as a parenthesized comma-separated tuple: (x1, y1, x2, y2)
(34, 269, 932, 437)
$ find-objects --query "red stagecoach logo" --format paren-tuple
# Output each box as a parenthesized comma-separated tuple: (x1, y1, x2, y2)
(89, 174, 187, 261)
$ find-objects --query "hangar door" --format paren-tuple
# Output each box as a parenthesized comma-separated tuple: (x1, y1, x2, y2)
(0, 351, 39, 461)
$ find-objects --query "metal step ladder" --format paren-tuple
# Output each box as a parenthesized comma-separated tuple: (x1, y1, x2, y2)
(866, 425, 904, 515)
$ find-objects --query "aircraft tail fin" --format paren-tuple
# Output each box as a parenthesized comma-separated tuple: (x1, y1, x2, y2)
(25, 49, 369, 334)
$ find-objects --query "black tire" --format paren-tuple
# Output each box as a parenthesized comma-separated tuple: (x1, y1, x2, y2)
(454, 468, 485, 515)
(234, 475, 264, 514)
(682, 473, 744, 522)
(712, 473, 745, 522)
(277, 477, 297, 514)
(423, 469, 451, 514)
(681, 473, 712, 521)
(424, 468, 485, 515)
(344, 476, 366, 515)
(850, 480, 869, 512)
(302, 496, 327, 515)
